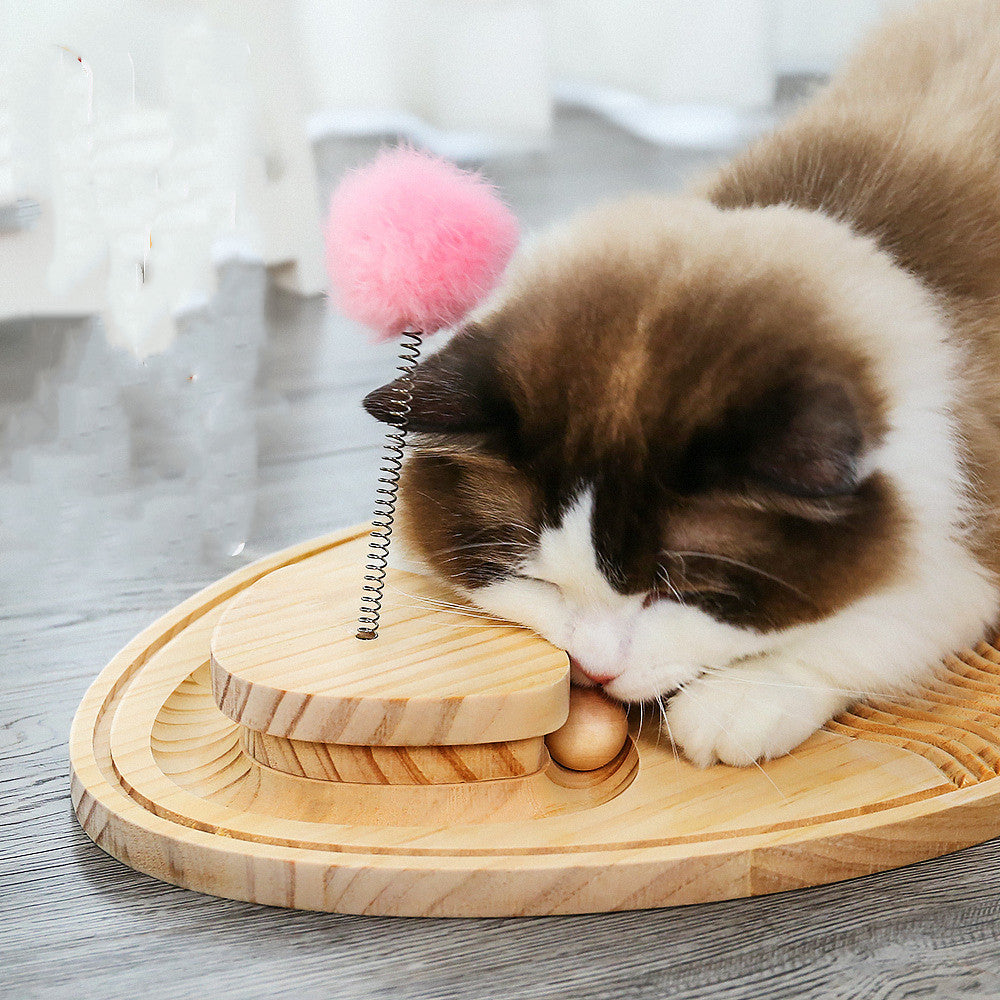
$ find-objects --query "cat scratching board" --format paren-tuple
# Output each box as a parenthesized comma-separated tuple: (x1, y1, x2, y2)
(70, 525, 1000, 917)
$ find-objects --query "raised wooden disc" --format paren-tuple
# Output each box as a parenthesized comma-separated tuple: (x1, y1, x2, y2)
(210, 537, 569, 745)
(71, 525, 1000, 917)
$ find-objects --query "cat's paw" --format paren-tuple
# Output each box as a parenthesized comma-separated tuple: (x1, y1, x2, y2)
(665, 660, 848, 767)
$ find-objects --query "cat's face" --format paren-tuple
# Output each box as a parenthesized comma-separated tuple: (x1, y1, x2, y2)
(365, 199, 906, 702)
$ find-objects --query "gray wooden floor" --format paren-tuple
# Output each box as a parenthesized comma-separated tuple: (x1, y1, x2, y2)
(4, 106, 1000, 1000)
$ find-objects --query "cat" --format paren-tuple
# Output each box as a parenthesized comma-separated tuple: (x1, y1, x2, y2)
(363, 0, 1000, 767)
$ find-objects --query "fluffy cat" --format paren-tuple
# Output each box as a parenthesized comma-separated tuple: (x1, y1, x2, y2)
(364, 0, 1000, 766)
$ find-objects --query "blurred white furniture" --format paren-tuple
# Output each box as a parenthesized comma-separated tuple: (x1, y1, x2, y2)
(298, 0, 900, 156)
(0, 0, 325, 356)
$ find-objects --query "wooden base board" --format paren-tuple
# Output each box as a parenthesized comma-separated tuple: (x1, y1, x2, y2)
(70, 526, 1000, 917)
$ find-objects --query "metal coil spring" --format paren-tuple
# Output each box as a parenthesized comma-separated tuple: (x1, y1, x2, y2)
(356, 330, 423, 640)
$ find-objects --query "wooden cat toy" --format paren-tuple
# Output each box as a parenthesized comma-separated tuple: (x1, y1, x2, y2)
(70, 150, 1000, 916)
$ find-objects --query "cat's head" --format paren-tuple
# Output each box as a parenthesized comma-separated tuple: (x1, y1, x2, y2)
(364, 197, 912, 701)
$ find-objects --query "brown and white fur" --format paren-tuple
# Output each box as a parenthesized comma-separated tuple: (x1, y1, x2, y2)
(365, 0, 1000, 766)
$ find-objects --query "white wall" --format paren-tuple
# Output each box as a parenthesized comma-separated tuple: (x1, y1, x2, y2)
(776, 0, 891, 74)
(0, 0, 324, 354)
(546, 0, 774, 109)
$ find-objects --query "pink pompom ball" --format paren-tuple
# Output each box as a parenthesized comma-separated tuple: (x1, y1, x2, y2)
(324, 147, 519, 340)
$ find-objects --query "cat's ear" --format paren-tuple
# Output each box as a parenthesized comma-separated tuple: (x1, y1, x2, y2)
(363, 331, 512, 434)
(735, 376, 865, 497)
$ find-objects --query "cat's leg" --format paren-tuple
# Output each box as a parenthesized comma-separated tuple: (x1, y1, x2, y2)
(665, 653, 854, 767)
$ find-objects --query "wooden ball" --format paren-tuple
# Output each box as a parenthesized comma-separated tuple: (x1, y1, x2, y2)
(545, 686, 629, 771)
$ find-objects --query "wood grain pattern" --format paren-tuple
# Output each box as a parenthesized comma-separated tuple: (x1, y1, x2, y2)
(210, 535, 570, 745)
(70, 526, 1000, 917)
(825, 647, 1000, 789)
(241, 730, 549, 783)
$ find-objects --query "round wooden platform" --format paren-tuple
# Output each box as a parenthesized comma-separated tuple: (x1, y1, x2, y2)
(71, 525, 1000, 917)
(210, 540, 568, 746)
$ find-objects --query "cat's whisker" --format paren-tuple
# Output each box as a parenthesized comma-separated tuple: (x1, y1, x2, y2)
(463, 523, 540, 543)
(386, 590, 534, 626)
(387, 592, 481, 613)
(388, 599, 502, 618)
(691, 674, 798, 723)
(662, 550, 815, 606)
(655, 566, 687, 606)
(433, 552, 531, 565)
(435, 539, 534, 555)
(630, 699, 644, 743)
(435, 551, 530, 568)
(409, 488, 451, 511)
(384, 584, 479, 608)
(396, 619, 535, 630)
(655, 693, 679, 764)
(397, 611, 536, 630)
(696, 664, 873, 700)
(677, 682, 792, 803)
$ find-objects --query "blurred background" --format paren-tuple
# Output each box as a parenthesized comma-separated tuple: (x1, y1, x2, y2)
(0, 0, 909, 616)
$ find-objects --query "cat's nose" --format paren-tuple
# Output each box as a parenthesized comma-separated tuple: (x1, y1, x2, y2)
(568, 655, 617, 687)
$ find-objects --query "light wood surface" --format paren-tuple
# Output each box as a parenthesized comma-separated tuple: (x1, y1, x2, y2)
(241, 730, 549, 783)
(70, 525, 1000, 917)
(210, 535, 569, 746)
